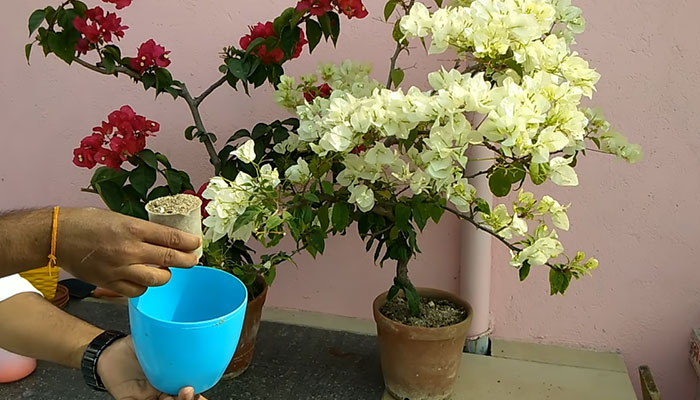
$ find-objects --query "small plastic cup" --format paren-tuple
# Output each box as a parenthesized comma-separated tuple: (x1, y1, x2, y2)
(128, 266, 247, 395)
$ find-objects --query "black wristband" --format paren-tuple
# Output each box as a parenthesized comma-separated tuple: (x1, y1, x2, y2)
(81, 330, 127, 391)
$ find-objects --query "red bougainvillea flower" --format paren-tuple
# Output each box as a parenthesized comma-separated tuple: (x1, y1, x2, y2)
(239, 22, 307, 64)
(303, 83, 332, 102)
(296, 0, 333, 16)
(73, 6, 128, 52)
(336, 0, 368, 19)
(94, 148, 122, 170)
(102, 0, 132, 10)
(73, 147, 97, 169)
(350, 144, 366, 154)
(129, 39, 171, 74)
(72, 106, 160, 170)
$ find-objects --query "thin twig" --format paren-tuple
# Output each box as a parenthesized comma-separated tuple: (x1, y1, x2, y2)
(74, 57, 142, 81)
(80, 187, 98, 194)
(195, 75, 228, 106)
(177, 82, 222, 174)
(443, 205, 557, 269)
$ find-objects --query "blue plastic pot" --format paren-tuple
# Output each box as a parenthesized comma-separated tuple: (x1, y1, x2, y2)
(128, 266, 248, 395)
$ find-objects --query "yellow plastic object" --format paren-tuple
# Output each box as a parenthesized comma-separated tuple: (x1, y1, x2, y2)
(20, 266, 59, 301)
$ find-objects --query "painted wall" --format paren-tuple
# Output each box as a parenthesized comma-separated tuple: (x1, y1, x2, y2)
(1, 0, 698, 398)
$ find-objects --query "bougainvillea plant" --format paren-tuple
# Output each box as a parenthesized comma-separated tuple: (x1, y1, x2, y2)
(26, 0, 368, 293)
(28, 0, 640, 315)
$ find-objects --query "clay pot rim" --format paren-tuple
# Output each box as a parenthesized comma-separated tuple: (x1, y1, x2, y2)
(372, 287, 473, 340)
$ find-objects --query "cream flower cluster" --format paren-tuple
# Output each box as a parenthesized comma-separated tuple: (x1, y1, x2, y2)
(202, 141, 280, 243)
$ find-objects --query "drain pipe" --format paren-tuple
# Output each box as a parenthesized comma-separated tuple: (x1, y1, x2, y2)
(460, 145, 493, 355)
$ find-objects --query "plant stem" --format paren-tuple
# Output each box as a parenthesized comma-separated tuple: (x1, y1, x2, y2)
(385, 0, 415, 89)
(74, 57, 142, 81)
(443, 205, 557, 269)
(74, 57, 223, 175)
(395, 258, 411, 289)
(194, 75, 228, 106)
(175, 82, 222, 174)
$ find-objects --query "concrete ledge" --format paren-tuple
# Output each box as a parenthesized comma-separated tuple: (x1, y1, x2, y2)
(262, 307, 376, 336)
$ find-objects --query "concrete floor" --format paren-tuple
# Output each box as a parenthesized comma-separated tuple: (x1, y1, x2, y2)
(265, 308, 637, 400)
(0, 300, 638, 399)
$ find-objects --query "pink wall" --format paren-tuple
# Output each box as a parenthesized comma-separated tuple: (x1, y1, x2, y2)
(2, 0, 698, 398)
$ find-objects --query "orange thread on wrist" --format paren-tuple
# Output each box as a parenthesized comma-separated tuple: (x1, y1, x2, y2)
(45, 206, 60, 277)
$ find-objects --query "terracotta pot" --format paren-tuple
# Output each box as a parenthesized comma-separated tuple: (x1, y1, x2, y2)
(373, 288, 473, 400)
(221, 276, 268, 379)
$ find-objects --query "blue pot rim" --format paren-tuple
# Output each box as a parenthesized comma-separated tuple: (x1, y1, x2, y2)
(128, 265, 248, 328)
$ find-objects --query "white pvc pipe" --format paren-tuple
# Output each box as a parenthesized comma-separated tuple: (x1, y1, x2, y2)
(460, 145, 493, 340)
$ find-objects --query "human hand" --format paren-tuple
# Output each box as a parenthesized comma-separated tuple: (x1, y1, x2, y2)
(57, 208, 201, 297)
(97, 336, 208, 400)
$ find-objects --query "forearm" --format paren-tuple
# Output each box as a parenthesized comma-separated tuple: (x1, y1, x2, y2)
(0, 208, 53, 278)
(0, 292, 102, 368)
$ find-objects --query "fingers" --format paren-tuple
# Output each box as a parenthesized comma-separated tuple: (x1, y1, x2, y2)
(132, 221, 202, 253)
(135, 243, 200, 268)
(107, 280, 147, 298)
(178, 387, 196, 400)
(120, 264, 172, 288)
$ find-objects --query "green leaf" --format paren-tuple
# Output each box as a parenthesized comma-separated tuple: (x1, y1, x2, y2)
(129, 164, 157, 198)
(73, 1, 88, 16)
(404, 285, 421, 317)
(474, 197, 491, 215)
(136, 149, 158, 170)
(250, 65, 268, 88)
(233, 207, 261, 233)
(28, 9, 45, 37)
(507, 165, 526, 184)
(549, 269, 571, 295)
(120, 194, 148, 220)
(430, 203, 444, 223)
(331, 202, 351, 232)
(321, 181, 334, 196)
(264, 265, 277, 286)
(390, 68, 404, 88)
(141, 73, 156, 90)
(273, 7, 296, 35)
(387, 284, 400, 301)
(165, 169, 183, 193)
(435, 0, 444, 6)
(91, 167, 128, 188)
(519, 261, 531, 281)
(304, 192, 320, 203)
(243, 37, 266, 56)
(529, 163, 550, 185)
(179, 171, 194, 191)
(226, 58, 249, 80)
(155, 67, 173, 92)
(44, 6, 56, 24)
(227, 129, 250, 143)
(392, 20, 405, 43)
(488, 168, 511, 197)
(590, 136, 601, 149)
(328, 12, 340, 45)
(310, 227, 326, 254)
(100, 54, 116, 73)
(265, 215, 284, 230)
(318, 13, 332, 39)
(94, 181, 123, 212)
(47, 31, 77, 64)
(280, 26, 301, 58)
(184, 126, 196, 140)
(57, 9, 78, 30)
(147, 186, 171, 201)
(155, 153, 171, 169)
(25, 43, 33, 64)
(384, 0, 398, 21)
(306, 19, 323, 53)
(318, 205, 330, 231)
(395, 203, 411, 230)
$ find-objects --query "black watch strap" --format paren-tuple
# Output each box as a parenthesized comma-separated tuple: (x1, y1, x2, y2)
(81, 330, 127, 391)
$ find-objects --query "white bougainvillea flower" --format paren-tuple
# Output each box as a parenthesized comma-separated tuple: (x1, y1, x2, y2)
(232, 139, 256, 164)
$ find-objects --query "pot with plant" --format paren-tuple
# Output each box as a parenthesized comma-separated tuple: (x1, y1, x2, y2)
(265, 0, 641, 398)
(25, 0, 370, 378)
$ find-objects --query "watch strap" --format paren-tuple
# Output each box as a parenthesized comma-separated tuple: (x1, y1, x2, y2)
(81, 330, 127, 391)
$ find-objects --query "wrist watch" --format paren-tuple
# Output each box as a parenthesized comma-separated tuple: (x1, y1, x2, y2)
(81, 330, 127, 391)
